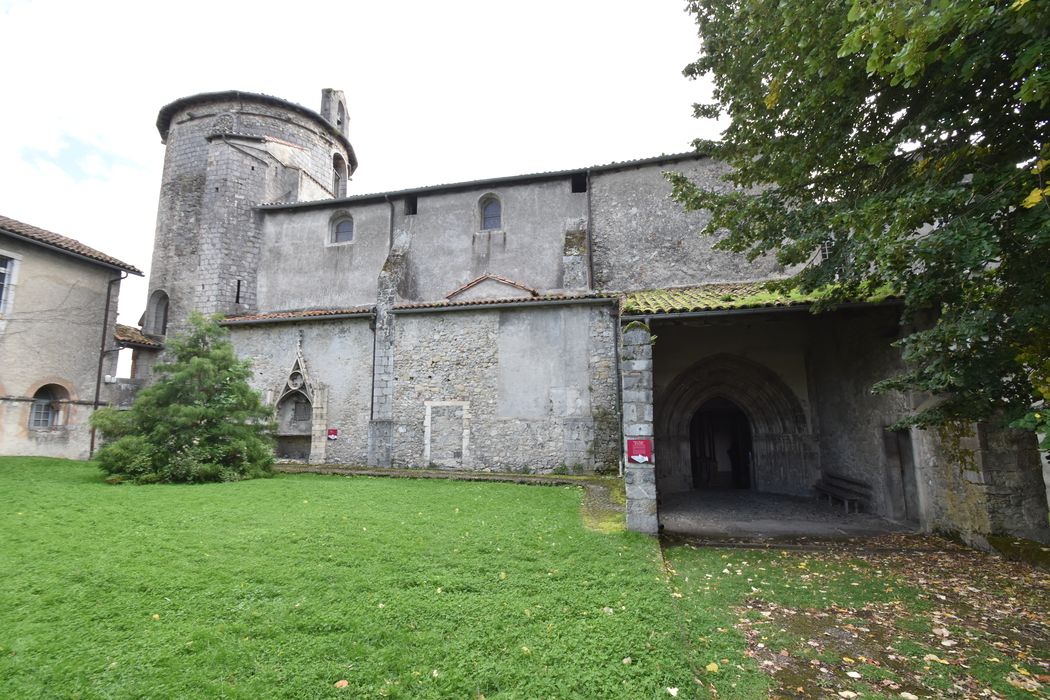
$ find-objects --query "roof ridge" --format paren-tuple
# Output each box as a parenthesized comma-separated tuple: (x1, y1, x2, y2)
(0, 214, 143, 274)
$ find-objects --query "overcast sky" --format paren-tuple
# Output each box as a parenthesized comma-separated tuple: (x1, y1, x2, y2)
(0, 0, 719, 334)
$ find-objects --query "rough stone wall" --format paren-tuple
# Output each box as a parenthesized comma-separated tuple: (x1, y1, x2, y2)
(651, 313, 817, 496)
(807, 307, 914, 518)
(590, 158, 787, 291)
(147, 96, 352, 339)
(621, 323, 657, 533)
(388, 304, 619, 472)
(228, 319, 373, 465)
(912, 422, 1049, 542)
(0, 235, 122, 459)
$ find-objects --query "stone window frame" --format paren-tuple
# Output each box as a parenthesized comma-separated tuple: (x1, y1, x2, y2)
(0, 247, 22, 327)
(28, 383, 70, 431)
(328, 211, 355, 246)
(477, 193, 503, 232)
(332, 152, 348, 198)
(145, 289, 169, 336)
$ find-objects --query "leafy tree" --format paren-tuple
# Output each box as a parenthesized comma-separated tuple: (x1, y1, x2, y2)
(670, 0, 1049, 444)
(92, 313, 274, 482)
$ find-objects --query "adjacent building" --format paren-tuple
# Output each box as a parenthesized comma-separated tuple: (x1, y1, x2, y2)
(0, 215, 142, 459)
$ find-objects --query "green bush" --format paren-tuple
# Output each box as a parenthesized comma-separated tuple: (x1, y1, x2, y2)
(92, 313, 274, 483)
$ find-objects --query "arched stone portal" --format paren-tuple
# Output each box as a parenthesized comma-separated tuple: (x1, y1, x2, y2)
(656, 354, 818, 498)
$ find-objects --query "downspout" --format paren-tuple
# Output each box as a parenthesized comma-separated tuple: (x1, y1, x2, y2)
(584, 169, 595, 289)
(385, 195, 395, 250)
(89, 271, 127, 457)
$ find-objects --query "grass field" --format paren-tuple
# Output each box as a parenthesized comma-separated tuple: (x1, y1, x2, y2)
(0, 458, 693, 699)
(2, 458, 1047, 699)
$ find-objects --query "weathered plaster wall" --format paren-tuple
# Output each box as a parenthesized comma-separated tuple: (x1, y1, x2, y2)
(256, 205, 390, 311)
(399, 180, 587, 300)
(590, 159, 786, 291)
(0, 235, 122, 459)
(229, 319, 373, 464)
(389, 304, 619, 472)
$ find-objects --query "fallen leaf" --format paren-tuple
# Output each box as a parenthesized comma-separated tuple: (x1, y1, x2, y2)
(705, 662, 719, 673)
(334, 679, 348, 689)
(666, 688, 679, 697)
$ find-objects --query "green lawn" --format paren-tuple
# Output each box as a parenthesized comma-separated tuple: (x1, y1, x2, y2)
(3, 458, 1047, 699)
(0, 458, 693, 699)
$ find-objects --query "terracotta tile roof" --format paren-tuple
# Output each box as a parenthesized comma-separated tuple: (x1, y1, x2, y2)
(446, 274, 538, 299)
(221, 306, 374, 324)
(0, 215, 143, 275)
(621, 282, 818, 315)
(395, 291, 617, 312)
(114, 324, 162, 349)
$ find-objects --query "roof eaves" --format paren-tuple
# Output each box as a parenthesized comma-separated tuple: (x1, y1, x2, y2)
(258, 151, 710, 212)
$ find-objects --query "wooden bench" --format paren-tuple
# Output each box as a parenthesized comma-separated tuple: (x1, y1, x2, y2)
(814, 472, 872, 513)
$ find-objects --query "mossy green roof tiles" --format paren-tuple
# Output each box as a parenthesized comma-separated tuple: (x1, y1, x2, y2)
(621, 282, 820, 315)
(621, 281, 897, 316)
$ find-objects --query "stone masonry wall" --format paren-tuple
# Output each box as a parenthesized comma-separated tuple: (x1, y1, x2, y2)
(229, 319, 373, 465)
(147, 96, 352, 340)
(388, 304, 619, 472)
(620, 323, 657, 534)
(590, 158, 787, 291)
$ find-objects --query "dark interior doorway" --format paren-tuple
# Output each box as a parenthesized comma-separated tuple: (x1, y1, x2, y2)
(689, 398, 752, 490)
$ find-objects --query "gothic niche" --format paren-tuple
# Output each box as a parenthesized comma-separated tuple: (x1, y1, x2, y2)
(274, 352, 314, 461)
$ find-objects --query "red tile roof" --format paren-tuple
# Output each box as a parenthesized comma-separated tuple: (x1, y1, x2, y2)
(0, 215, 143, 275)
(395, 291, 616, 311)
(114, 324, 162, 349)
(445, 274, 538, 299)
(221, 306, 374, 324)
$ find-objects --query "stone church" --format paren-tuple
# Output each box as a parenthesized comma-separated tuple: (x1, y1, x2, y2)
(131, 89, 1048, 541)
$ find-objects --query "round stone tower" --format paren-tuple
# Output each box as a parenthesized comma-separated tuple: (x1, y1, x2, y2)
(142, 89, 356, 337)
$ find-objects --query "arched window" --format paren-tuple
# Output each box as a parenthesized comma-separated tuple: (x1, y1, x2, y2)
(147, 290, 169, 336)
(332, 154, 348, 198)
(29, 384, 67, 429)
(332, 216, 354, 243)
(480, 195, 502, 230)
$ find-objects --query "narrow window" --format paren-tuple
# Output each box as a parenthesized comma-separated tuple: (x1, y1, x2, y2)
(293, 398, 311, 421)
(235, 279, 242, 304)
(571, 173, 587, 193)
(147, 290, 170, 336)
(405, 195, 418, 216)
(0, 255, 11, 312)
(333, 217, 354, 243)
(332, 154, 348, 198)
(480, 196, 502, 230)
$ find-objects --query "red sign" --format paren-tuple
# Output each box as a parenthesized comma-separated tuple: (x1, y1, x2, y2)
(327, 428, 338, 440)
(627, 439, 652, 464)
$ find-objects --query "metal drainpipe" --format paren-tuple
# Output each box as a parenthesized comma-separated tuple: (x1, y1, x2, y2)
(89, 271, 127, 457)
(584, 169, 595, 289)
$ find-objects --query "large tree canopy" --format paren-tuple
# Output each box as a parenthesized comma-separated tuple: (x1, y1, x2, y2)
(670, 0, 1049, 443)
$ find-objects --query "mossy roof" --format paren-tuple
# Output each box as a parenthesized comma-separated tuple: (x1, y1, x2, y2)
(621, 282, 821, 315)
